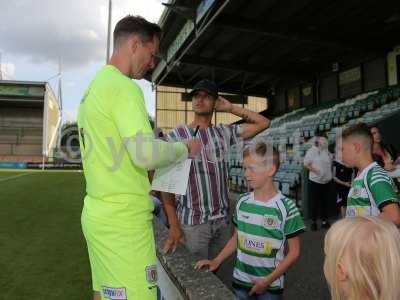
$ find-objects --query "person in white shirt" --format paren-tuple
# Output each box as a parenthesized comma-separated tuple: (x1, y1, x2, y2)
(304, 133, 333, 231)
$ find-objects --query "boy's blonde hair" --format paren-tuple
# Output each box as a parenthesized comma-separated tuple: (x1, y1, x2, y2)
(242, 142, 280, 170)
(324, 217, 400, 300)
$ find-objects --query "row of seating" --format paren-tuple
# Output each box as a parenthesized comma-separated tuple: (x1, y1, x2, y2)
(0, 126, 43, 145)
(270, 85, 400, 129)
(348, 99, 400, 126)
(0, 155, 43, 162)
(264, 86, 400, 147)
(0, 144, 42, 156)
(265, 86, 400, 197)
(228, 85, 400, 198)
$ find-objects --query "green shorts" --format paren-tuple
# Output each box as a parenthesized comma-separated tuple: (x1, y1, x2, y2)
(81, 196, 157, 300)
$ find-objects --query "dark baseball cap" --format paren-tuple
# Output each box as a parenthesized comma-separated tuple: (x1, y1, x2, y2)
(189, 79, 218, 98)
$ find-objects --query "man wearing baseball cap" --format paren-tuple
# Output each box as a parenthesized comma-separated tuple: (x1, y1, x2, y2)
(190, 79, 219, 98)
(161, 79, 270, 280)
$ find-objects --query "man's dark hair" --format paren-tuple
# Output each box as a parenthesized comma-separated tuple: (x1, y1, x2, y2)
(342, 123, 373, 150)
(113, 15, 162, 48)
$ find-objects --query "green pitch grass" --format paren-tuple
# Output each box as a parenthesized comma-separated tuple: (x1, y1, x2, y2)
(0, 170, 92, 299)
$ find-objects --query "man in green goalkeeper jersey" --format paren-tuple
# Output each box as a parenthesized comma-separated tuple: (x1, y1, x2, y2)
(77, 16, 201, 300)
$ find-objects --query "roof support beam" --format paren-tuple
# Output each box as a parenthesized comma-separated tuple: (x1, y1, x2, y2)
(161, 3, 196, 20)
(155, 0, 233, 86)
(214, 15, 387, 54)
(245, 77, 270, 90)
(174, 67, 186, 84)
(241, 73, 249, 91)
(187, 67, 204, 83)
(218, 71, 242, 86)
(180, 55, 310, 81)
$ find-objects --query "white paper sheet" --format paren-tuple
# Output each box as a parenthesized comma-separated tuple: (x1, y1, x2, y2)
(152, 159, 192, 195)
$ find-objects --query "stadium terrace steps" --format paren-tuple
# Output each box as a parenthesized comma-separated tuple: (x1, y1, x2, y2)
(0, 144, 42, 156)
(0, 124, 43, 156)
(228, 85, 400, 209)
(0, 155, 43, 162)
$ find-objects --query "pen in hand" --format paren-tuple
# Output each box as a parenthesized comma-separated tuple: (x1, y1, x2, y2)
(193, 125, 200, 137)
(185, 126, 201, 158)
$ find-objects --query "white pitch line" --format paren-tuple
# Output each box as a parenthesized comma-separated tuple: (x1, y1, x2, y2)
(0, 173, 30, 183)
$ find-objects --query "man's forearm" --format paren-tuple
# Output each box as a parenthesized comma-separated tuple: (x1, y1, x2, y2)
(231, 105, 269, 126)
(304, 164, 315, 173)
(230, 105, 270, 139)
(160, 192, 180, 227)
(124, 135, 188, 171)
(333, 177, 350, 187)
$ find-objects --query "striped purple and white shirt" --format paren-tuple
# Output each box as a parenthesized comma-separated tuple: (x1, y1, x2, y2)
(167, 124, 241, 225)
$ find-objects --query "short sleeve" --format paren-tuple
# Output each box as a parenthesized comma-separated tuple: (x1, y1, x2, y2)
(166, 129, 179, 142)
(111, 83, 152, 138)
(283, 199, 306, 238)
(232, 201, 239, 227)
(368, 170, 399, 209)
(219, 124, 241, 146)
(303, 147, 314, 166)
(332, 162, 337, 178)
(232, 195, 247, 227)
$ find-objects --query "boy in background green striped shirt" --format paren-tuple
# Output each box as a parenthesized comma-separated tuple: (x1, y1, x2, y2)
(340, 123, 400, 225)
(195, 143, 305, 300)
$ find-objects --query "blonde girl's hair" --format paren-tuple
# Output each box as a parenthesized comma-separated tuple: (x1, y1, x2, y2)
(324, 216, 400, 300)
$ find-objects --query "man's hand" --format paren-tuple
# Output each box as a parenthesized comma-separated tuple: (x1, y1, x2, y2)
(194, 258, 221, 272)
(249, 276, 273, 296)
(312, 169, 320, 175)
(308, 164, 321, 176)
(215, 96, 233, 113)
(304, 163, 320, 176)
(183, 138, 202, 158)
(163, 224, 185, 254)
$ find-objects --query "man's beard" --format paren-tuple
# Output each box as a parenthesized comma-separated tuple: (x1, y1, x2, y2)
(194, 109, 214, 116)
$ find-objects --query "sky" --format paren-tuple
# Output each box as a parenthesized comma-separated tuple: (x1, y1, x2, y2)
(0, 0, 165, 123)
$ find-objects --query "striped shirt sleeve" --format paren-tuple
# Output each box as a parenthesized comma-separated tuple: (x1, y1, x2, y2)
(283, 198, 306, 238)
(368, 168, 398, 209)
(219, 124, 241, 146)
(166, 129, 179, 142)
(232, 196, 241, 227)
(232, 205, 238, 227)
(232, 194, 248, 227)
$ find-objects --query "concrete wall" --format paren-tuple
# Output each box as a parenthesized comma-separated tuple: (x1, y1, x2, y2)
(154, 220, 234, 299)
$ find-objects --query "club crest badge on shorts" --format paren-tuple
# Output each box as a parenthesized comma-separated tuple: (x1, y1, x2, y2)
(145, 265, 158, 285)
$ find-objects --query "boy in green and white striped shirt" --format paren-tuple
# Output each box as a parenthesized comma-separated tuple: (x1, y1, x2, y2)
(340, 123, 400, 225)
(195, 143, 305, 299)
